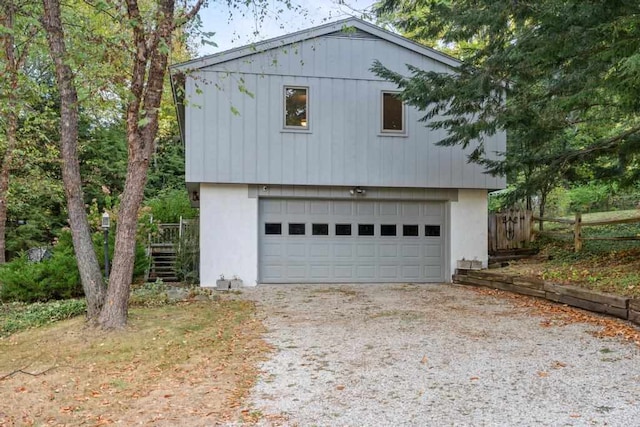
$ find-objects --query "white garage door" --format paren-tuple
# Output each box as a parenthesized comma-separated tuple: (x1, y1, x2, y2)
(259, 199, 446, 283)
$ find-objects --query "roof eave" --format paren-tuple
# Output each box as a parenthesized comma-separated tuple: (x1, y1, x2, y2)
(170, 17, 461, 73)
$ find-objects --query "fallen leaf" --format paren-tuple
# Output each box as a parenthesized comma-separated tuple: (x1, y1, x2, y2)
(420, 355, 428, 364)
(470, 377, 479, 381)
(537, 371, 549, 377)
(336, 385, 345, 390)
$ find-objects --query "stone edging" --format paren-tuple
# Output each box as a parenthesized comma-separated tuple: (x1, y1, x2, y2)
(453, 269, 640, 326)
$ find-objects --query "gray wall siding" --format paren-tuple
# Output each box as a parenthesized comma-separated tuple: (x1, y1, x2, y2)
(185, 35, 506, 189)
(203, 36, 451, 79)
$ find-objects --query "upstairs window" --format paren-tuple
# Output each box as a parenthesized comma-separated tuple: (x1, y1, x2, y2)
(284, 86, 308, 129)
(381, 91, 404, 133)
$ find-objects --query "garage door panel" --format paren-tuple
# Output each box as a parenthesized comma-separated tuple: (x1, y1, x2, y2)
(333, 201, 353, 215)
(425, 265, 442, 278)
(262, 266, 283, 280)
(263, 200, 283, 214)
(379, 244, 398, 257)
(402, 265, 421, 279)
(357, 265, 376, 279)
(262, 242, 283, 257)
(310, 265, 331, 279)
(380, 203, 399, 215)
(379, 265, 398, 278)
(286, 200, 306, 214)
(424, 204, 444, 216)
(310, 201, 330, 214)
(287, 243, 307, 257)
(259, 199, 446, 283)
(356, 244, 376, 257)
(401, 244, 420, 258)
(357, 202, 375, 216)
(334, 264, 355, 279)
(423, 244, 442, 257)
(334, 243, 354, 257)
(309, 243, 331, 257)
(287, 264, 307, 278)
(402, 203, 420, 216)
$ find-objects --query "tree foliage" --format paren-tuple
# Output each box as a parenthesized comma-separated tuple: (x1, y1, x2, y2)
(373, 0, 640, 212)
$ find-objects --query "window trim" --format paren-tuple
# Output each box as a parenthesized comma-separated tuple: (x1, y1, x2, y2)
(264, 223, 282, 235)
(380, 91, 406, 135)
(358, 224, 375, 236)
(402, 224, 419, 237)
(425, 224, 441, 237)
(288, 223, 306, 236)
(312, 223, 329, 236)
(335, 223, 352, 236)
(283, 85, 310, 132)
(380, 224, 397, 237)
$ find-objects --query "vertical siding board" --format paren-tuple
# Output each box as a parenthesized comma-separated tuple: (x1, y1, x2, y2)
(317, 78, 332, 184)
(229, 74, 244, 182)
(206, 74, 220, 182)
(269, 76, 283, 183)
(331, 79, 345, 183)
(255, 75, 269, 181)
(367, 82, 381, 186)
(354, 79, 368, 184)
(293, 132, 308, 184)
(405, 113, 418, 186)
(242, 73, 258, 182)
(217, 75, 233, 181)
(302, 39, 314, 75)
(425, 128, 440, 186)
(186, 77, 204, 183)
(344, 80, 358, 184)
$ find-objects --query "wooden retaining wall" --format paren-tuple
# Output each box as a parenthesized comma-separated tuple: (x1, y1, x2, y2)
(453, 270, 640, 326)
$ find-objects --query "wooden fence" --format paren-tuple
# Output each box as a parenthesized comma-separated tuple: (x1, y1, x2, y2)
(534, 212, 640, 252)
(488, 209, 533, 253)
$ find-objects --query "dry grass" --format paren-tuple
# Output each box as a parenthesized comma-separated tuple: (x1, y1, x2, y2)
(0, 298, 270, 426)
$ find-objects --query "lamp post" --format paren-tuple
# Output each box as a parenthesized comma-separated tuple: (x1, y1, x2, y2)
(102, 211, 110, 280)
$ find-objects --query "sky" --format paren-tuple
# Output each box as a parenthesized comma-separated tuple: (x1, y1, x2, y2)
(196, 0, 379, 56)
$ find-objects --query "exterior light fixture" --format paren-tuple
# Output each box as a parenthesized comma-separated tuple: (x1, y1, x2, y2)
(350, 186, 366, 196)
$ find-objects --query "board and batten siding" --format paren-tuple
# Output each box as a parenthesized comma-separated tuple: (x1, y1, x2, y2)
(185, 34, 505, 190)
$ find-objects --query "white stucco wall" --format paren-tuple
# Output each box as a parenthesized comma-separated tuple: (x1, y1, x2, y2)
(450, 189, 489, 274)
(199, 184, 258, 287)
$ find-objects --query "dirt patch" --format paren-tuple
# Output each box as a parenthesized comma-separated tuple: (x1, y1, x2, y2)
(0, 299, 270, 426)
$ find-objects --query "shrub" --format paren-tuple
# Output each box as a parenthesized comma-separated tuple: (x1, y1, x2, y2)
(0, 229, 147, 303)
(129, 280, 169, 307)
(145, 188, 197, 223)
(0, 249, 82, 303)
(1, 299, 86, 337)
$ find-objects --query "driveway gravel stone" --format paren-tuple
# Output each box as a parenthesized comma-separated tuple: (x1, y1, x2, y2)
(238, 283, 640, 426)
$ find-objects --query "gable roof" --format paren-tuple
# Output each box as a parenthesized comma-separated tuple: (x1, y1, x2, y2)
(170, 17, 461, 72)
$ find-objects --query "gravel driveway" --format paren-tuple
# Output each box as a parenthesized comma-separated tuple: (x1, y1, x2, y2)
(238, 283, 640, 426)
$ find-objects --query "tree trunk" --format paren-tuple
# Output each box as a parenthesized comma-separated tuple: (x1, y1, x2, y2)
(539, 190, 547, 232)
(42, 0, 105, 320)
(98, 0, 175, 329)
(0, 3, 18, 264)
(0, 104, 15, 265)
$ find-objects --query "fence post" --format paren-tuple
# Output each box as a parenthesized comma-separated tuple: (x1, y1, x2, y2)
(574, 212, 582, 252)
